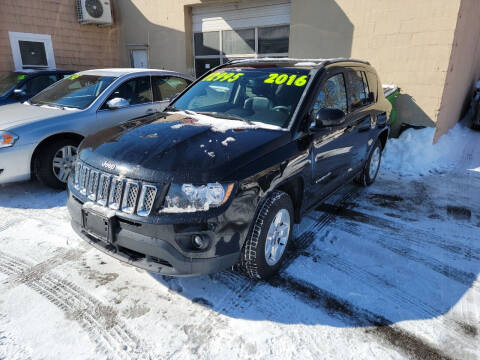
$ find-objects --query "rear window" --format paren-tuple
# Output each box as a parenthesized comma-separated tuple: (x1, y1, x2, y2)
(346, 70, 369, 110)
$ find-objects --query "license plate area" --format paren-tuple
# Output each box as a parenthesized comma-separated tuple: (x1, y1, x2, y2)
(81, 208, 115, 243)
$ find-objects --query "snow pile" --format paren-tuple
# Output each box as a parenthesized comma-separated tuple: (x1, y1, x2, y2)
(382, 124, 479, 177)
(169, 111, 285, 133)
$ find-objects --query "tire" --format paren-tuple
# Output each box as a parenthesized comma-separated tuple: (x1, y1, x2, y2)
(34, 139, 79, 189)
(355, 139, 383, 187)
(239, 190, 294, 280)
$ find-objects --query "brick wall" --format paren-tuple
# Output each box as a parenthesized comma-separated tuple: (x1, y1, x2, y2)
(0, 0, 121, 74)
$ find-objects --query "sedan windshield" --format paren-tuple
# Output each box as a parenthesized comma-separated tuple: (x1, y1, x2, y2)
(171, 67, 311, 128)
(0, 73, 26, 97)
(30, 74, 116, 109)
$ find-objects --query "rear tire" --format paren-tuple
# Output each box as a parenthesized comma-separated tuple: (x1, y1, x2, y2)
(34, 139, 78, 189)
(239, 190, 294, 280)
(355, 139, 382, 187)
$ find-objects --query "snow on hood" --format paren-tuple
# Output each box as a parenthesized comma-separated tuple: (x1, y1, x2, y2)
(168, 111, 286, 133)
(382, 124, 480, 177)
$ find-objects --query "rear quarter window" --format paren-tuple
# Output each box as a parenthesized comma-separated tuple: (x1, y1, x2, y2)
(365, 71, 378, 102)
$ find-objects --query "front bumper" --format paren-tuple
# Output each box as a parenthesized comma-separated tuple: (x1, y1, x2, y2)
(67, 188, 258, 276)
(0, 143, 34, 184)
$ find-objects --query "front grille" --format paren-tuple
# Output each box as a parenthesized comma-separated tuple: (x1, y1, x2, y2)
(109, 177, 124, 210)
(122, 182, 139, 214)
(74, 162, 159, 217)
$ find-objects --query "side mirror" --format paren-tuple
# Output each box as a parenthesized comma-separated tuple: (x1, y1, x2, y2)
(106, 97, 129, 110)
(13, 89, 27, 99)
(367, 91, 375, 103)
(312, 108, 346, 129)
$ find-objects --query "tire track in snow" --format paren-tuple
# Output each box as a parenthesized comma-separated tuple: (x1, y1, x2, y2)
(269, 275, 453, 360)
(319, 204, 480, 288)
(294, 249, 477, 351)
(0, 251, 154, 360)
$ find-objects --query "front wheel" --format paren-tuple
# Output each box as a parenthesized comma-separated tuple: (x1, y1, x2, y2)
(35, 139, 78, 189)
(356, 139, 383, 187)
(239, 190, 294, 280)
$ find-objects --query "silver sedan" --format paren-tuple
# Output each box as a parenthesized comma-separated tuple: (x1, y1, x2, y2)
(0, 68, 193, 188)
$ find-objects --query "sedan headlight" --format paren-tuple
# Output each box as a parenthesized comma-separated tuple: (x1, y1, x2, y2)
(162, 183, 234, 213)
(0, 131, 19, 148)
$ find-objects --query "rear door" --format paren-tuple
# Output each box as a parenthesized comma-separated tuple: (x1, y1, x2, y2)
(344, 69, 376, 170)
(309, 70, 352, 202)
(151, 76, 191, 112)
(96, 75, 155, 128)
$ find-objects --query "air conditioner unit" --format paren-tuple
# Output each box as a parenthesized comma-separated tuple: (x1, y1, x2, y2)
(76, 0, 113, 25)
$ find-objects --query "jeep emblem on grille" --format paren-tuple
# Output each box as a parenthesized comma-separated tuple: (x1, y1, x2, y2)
(102, 161, 116, 170)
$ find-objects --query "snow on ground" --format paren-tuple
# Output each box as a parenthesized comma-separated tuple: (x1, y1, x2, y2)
(0, 123, 479, 359)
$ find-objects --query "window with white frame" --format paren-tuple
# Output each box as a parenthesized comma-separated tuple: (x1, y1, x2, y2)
(8, 32, 56, 70)
(194, 25, 289, 77)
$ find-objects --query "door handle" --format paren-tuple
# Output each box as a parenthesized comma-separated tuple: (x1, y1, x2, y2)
(345, 125, 355, 132)
(145, 108, 155, 114)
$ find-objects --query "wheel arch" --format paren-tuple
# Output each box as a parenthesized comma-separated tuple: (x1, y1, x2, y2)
(378, 128, 389, 149)
(30, 132, 84, 177)
(276, 176, 304, 224)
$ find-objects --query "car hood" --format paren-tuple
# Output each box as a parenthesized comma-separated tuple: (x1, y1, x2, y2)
(79, 111, 291, 183)
(0, 102, 72, 129)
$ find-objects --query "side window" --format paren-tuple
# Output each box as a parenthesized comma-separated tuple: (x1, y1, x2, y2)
(313, 73, 347, 116)
(105, 76, 152, 107)
(346, 70, 368, 109)
(19, 74, 57, 97)
(365, 71, 378, 102)
(152, 76, 189, 102)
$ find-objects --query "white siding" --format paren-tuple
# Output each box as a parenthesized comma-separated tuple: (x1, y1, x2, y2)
(192, 0, 291, 32)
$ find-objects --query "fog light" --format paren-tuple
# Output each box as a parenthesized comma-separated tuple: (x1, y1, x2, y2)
(192, 235, 209, 250)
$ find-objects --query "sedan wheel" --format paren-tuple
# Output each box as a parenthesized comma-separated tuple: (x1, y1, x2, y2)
(52, 145, 77, 183)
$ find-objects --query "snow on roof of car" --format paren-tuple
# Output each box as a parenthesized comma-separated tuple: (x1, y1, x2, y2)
(77, 68, 188, 77)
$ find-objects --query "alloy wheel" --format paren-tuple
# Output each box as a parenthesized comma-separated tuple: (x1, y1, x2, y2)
(264, 208, 291, 266)
(52, 145, 77, 183)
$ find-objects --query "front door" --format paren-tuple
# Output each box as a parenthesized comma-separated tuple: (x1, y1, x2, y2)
(96, 75, 155, 130)
(308, 72, 354, 204)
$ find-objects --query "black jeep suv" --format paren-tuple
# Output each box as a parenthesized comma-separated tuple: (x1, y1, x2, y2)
(67, 58, 391, 279)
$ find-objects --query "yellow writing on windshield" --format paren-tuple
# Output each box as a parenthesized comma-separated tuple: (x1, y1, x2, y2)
(264, 73, 308, 87)
(69, 74, 81, 80)
(202, 72, 245, 83)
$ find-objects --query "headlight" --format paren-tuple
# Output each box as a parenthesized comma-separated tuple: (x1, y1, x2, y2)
(162, 183, 234, 213)
(0, 131, 19, 148)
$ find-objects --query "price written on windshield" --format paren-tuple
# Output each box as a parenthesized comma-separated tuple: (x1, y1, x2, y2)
(264, 73, 308, 87)
(202, 72, 245, 82)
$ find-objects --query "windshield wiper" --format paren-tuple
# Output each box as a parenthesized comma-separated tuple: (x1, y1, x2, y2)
(198, 111, 253, 125)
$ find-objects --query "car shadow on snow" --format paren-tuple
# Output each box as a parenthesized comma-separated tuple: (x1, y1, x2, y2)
(0, 181, 67, 209)
(149, 173, 480, 334)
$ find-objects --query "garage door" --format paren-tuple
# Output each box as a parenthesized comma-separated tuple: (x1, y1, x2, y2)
(192, 0, 291, 77)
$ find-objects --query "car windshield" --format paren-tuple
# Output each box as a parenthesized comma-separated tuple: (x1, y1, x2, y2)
(0, 73, 26, 97)
(30, 74, 116, 109)
(171, 67, 311, 128)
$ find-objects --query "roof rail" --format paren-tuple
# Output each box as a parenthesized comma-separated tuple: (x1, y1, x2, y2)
(223, 57, 370, 66)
